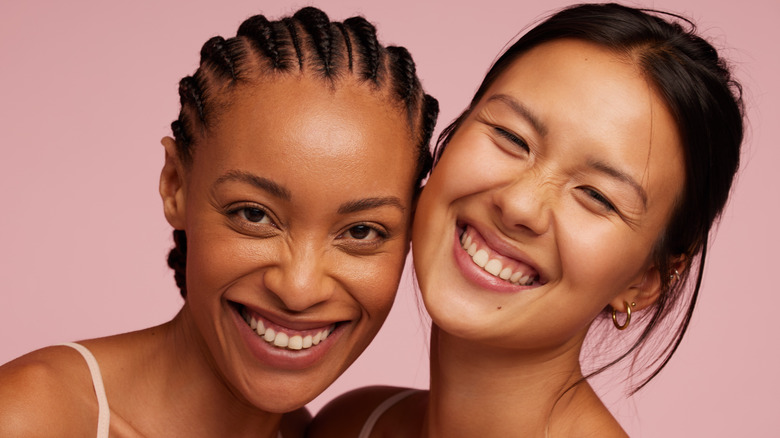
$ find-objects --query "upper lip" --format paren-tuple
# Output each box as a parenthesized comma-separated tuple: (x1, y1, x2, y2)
(232, 301, 348, 331)
(458, 219, 547, 284)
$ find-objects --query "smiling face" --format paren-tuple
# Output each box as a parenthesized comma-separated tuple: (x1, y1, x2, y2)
(163, 75, 417, 412)
(413, 39, 685, 355)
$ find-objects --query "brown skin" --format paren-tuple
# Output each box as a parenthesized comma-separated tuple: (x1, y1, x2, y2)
(0, 75, 418, 437)
(0, 329, 309, 438)
(311, 40, 685, 437)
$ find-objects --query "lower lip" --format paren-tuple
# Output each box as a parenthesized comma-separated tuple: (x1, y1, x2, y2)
(230, 305, 344, 371)
(452, 228, 531, 293)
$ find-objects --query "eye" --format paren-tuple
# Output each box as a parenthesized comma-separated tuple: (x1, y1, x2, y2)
(340, 224, 387, 241)
(237, 207, 272, 224)
(344, 224, 378, 240)
(579, 187, 616, 212)
(225, 203, 278, 235)
(493, 126, 529, 152)
(335, 223, 390, 253)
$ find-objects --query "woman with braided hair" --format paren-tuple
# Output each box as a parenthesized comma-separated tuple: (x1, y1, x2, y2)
(311, 3, 744, 437)
(0, 6, 437, 438)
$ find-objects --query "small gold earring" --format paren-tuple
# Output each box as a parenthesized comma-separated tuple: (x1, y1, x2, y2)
(612, 301, 632, 331)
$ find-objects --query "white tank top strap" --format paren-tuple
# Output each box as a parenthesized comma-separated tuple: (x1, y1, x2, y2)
(60, 343, 285, 438)
(61, 342, 110, 438)
(358, 388, 421, 438)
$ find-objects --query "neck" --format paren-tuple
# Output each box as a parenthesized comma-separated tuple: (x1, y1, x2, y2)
(423, 325, 591, 438)
(113, 305, 283, 438)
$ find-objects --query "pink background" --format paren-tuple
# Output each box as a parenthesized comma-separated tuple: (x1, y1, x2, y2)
(1, 0, 777, 436)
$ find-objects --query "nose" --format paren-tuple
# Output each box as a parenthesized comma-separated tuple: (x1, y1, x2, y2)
(263, 241, 335, 312)
(492, 169, 553, 236)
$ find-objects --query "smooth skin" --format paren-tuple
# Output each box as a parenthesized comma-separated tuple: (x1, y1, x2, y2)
(0, 75, 418, 438)
(310, 39, 685, 437)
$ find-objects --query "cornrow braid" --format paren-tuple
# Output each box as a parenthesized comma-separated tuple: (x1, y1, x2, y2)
(282, 18, 305, 71)
(170, 119, 192, 162)
(200, 36, 238, 80)
(237, 15, 276, 67)
(166, 7, 437, 298)
(178, 76, 206, 125)
(166, 229, 188, 296)
(335, 22, 353, 71)
(294, 7, 336, 77)
(238, 15, 292, 71)
(386, 46, 422, 108)
(343, 17, 382, 82)
(415, 94, 439, 186)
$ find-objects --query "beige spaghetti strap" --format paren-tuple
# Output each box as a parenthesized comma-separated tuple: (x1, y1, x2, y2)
(61, 343, 110, 438)
(358, 389, 420, 438)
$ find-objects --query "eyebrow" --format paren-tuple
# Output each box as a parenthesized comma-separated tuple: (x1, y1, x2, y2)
(213, 170, 403, 214)
(337, 197, 405, 215)
(587, 159, 648, 209)
(213, 170, 292, 201)
(486, 94, 548, 137)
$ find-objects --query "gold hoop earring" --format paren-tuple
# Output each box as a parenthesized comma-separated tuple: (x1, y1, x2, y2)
(612, 301, 632, 331)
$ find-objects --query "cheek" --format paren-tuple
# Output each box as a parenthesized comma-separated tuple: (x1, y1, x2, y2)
(185, 230, 223, 299)
(339, 249, 408, 319)
(557, 213, 653, 294)
(435, 135, 491, 194)
(185, 226, 275, 302)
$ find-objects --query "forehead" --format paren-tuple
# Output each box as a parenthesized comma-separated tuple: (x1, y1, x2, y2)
(491, 39, 655, 133)
(192, 75, 417, 197)
(219, 75, 408, 153)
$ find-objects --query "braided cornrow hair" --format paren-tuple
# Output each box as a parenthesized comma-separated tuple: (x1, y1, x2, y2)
(167, 7, 438, 297)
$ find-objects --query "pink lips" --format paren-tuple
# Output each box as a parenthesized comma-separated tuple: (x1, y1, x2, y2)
(451, 226, 542, 293)
(230, 304, 344, 370)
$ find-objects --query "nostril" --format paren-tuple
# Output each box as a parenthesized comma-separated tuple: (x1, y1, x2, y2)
(516, 223, 538, 234)
(492, 202, 547, 237)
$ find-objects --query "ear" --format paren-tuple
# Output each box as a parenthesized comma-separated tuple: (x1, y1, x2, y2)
(609, 256, 688, 313)
(159, 136, 187, 230)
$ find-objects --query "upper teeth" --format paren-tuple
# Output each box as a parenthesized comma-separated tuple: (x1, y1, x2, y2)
(241, 308, 333, 351)
(461, 230, 537, 286)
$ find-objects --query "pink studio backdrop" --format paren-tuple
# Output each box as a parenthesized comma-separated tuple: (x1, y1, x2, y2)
(1, 0, 777, 436)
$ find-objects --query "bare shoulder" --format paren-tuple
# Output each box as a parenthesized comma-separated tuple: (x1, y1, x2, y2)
(566, 408, 628, 438)
(307, 386, 421, 438)
(0, 345, 98, 437)
(560, 385, 629, 438)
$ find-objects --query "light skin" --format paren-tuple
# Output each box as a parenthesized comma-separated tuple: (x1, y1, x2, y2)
(0, 75, 418, 437)
(310, 39, 685, 437)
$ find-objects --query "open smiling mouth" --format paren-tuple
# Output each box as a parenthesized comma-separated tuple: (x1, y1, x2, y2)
(237, 305, 337, 352)
(459, 226, 543, 286)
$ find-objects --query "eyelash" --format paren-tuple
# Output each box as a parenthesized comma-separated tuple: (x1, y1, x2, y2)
(226, 203, 278, 232)
(226, 203, 390, 250)
(336, 223, 389, 252)
(339, 224, 386, 240)
(493, 126, 530, 152)
(580, 187, 616, 212)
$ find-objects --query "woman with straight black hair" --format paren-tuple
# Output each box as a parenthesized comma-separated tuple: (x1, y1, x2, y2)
(310, 3, 743, 436)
